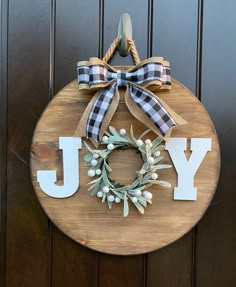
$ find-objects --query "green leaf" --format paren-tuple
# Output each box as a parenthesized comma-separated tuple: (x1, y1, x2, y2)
(153, 156, 164, 165)
(138, 196, 147, 207)
(129, 177, 141, 189)
(138, 184, 152, 191)
(146, 198, 152, 204)
(156, 180, 171, 187)
(141, 162, 149, 171)
(132, 201, 144, 214)
(109, 126, 120, 137)
(112, 190, 124, 200)
(123, 193, 129, 217)
(84, 161, 92, 167)
(102, 193, 107, 203)
(130, 125, 137, 142)
(137, 172, 144, 181)
(88, 177, 100, 185)
(105, 131, 112, 136)
(143, 173, 151, 182)
(104, 161, 112, 172)
(153, 164, 172, 170)
(84, 153, 93, 162)
(89, 177, 101, 191)
(139, 144, 146, 155)
(96, 150, 107, 158)
(107, 201, 112, 209)
(114, 182, 125, 188)
(152, 137, 162, 148)
(138, 129, 151, 139)
(90, 182, 101, 196)
(146, 144, 151, 158)
(111, 184, 130, 191)
(88, 182, 96, 191)
(153, 145, 165, 152)
(144, 180, 171, 187)
(83, 141, 94, 153)
(138, 183, 151, 190)
(138, 169, 146, 175)
(102, 165, 114, 187)
(109, 135, 130, 143)
(122, 135, 134, 144)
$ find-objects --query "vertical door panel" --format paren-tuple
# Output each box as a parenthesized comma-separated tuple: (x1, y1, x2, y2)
(0, 0, 8, 285)
(51, 227, 98, 287)
(196, 0, 236, 286)
(55, 0, 99, 93)
(7, 1, 51, 286)
(98, 255, 144, 287)
(147, 233, 193, 287)
(153, 0, 198, 93)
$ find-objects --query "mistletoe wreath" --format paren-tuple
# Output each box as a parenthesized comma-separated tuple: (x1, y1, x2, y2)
(84, 126, 172, 217)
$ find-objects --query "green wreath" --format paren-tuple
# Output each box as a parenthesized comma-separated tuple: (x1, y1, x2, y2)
(84, 126, 172, 217)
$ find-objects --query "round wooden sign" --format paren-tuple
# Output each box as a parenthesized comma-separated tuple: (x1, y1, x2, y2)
(30, 79, 220, 255)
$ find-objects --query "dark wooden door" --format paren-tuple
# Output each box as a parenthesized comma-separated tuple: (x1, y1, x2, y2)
(0, 0, 235, 286)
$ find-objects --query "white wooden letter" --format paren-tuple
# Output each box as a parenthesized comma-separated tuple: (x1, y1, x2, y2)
(165, 138, 212, 200)
(37, 137, 82, 198)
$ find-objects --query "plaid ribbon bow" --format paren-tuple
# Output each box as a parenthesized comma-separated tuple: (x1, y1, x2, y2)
(76, 57, 186, 142)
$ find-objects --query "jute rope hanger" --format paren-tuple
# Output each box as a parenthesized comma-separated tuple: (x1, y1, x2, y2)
(102, 36, 141, 65)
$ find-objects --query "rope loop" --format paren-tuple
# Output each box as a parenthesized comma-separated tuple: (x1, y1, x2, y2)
(102, 36, 141, 65)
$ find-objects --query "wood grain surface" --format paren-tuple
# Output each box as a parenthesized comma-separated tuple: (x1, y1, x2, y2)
(30, 79, 220, 255)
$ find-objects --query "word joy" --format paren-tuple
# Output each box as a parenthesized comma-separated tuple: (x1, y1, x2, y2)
(37, 137, 212, 201)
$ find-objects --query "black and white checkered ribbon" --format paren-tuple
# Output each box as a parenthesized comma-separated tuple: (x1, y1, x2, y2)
(78, 62, 176, 141)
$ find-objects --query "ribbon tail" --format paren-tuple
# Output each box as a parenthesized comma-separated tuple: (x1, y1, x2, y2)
(99, 86, 120, 141)
(74, 90, 100, 139)
(125, 83, 187, 139)
(74, 82, 119, 142)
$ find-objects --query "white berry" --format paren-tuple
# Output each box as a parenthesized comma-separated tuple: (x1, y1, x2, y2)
(103, 186, 109, 193)
(145, 139, 152, 146)
(108, 195, 115, 202)
(131, 197, 138, 203)
(144, 191, 153, 200)
(91, 159, 98, 166)
(93, 153, 99, 159)
(102, 136, 109, 143)
(154, 151, 161, 157)
(136, 139, 143, 147)
(119, 128, 126, 136)
(115, 197, 121, 203)
(151, 173, 158, 180)
(97, 191, 103, 198)
(147, 157, 155, 164)
(107, 143, 114, 150)
(134, 190, 142, 196)
(88, 169, 95, 177)
(95, 169, 102, 175)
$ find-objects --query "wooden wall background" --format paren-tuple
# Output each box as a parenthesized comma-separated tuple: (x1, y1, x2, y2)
(0, 0, 235, 286)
